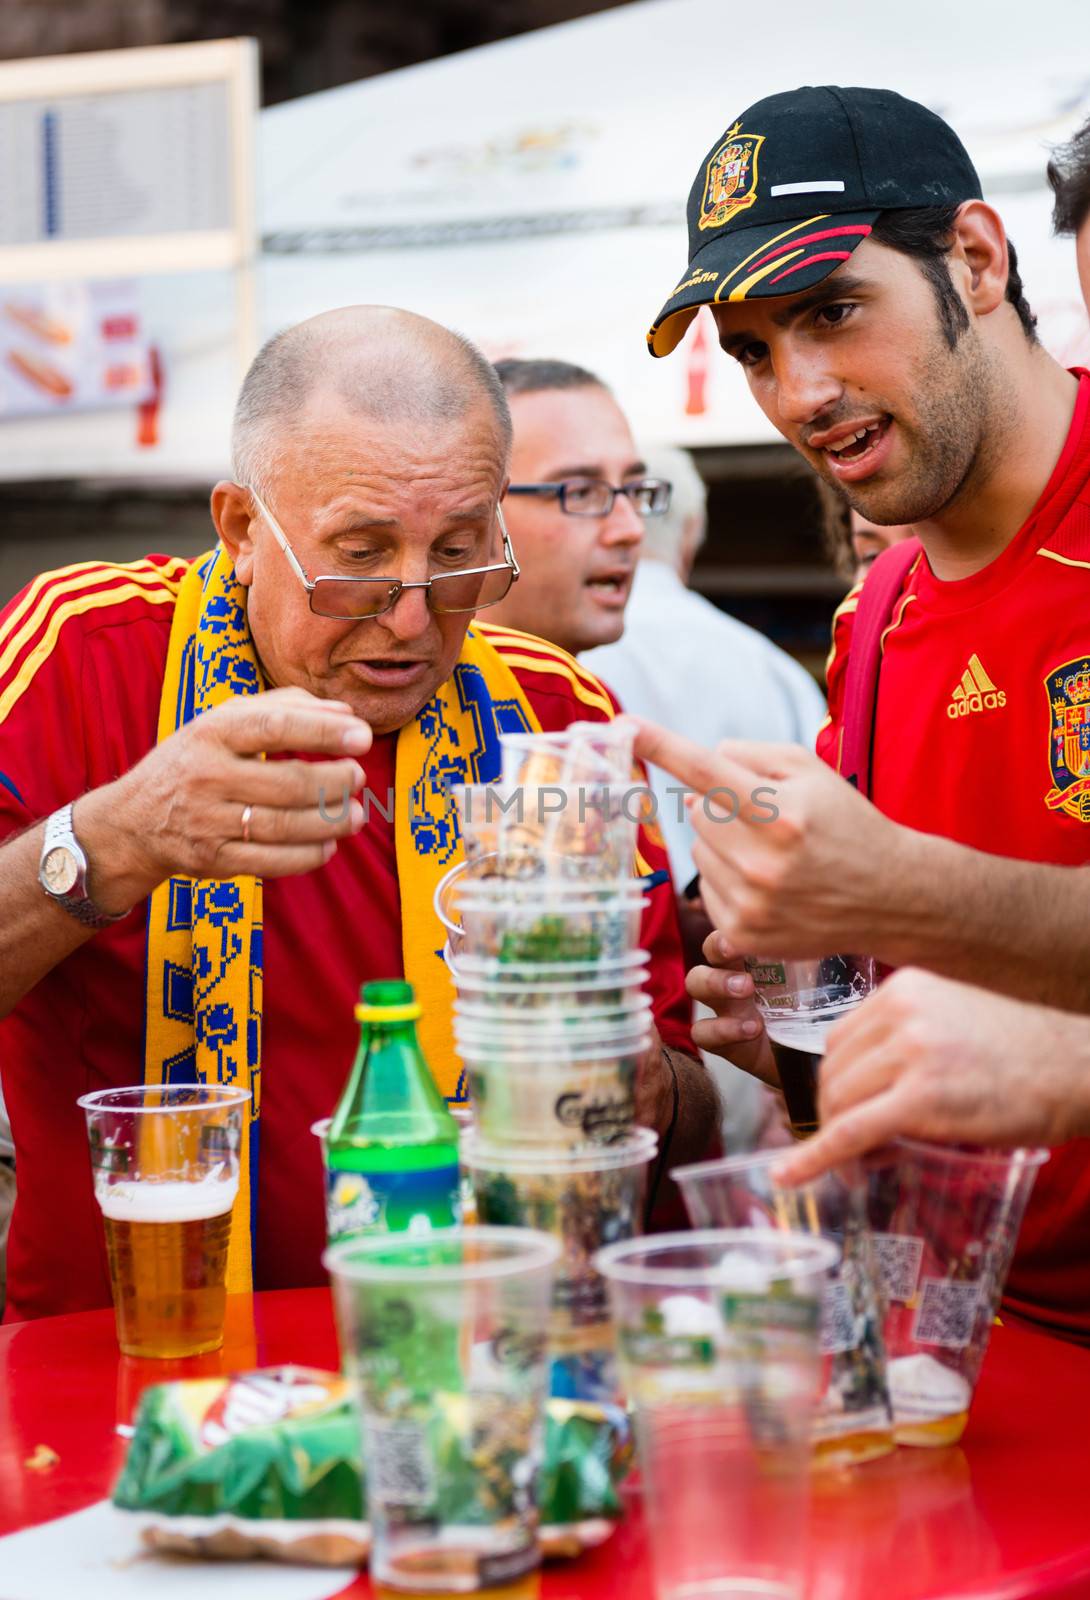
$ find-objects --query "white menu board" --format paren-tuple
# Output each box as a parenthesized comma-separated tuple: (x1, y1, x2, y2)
(0, 39, 257, 283)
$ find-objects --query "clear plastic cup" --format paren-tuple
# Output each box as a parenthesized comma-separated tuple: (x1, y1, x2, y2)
(596, 1230, 838, 1600)
(745, 954, 876, 1051)
(77, 1083, 248, 1358)
(453, 979, 650, 1021)
(499, 720, 637, 789)
(325, 1227, 559, 1593)
(459, 895, 644, 965)
(461, 1129, 657, 1402)
(435, 863, 644, 964)
(454, 996, 652, 1042)
(673, 1151, 893, 1467)
(452, 950, 650, 982)
(450, 951, 650, 1008)
(455, 782, 638, 883)
(863, 1139, 1048, 1446)
(460, 1037, 649, 1149)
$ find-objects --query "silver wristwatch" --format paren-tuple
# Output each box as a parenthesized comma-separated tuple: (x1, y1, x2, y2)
(38, 803, 127, 929)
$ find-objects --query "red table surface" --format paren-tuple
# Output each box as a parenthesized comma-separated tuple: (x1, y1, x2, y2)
(1, 1289, 1086, 1600)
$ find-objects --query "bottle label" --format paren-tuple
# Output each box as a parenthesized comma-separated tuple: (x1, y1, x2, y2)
(325, 1160, 461, 1241)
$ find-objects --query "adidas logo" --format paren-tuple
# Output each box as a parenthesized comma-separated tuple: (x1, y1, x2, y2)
(947, 654, 1007, 719)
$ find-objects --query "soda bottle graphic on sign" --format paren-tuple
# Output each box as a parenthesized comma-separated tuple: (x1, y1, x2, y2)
(324, 980, 460, 1241)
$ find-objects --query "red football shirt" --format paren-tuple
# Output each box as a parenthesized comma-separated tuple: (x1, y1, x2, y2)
(0, 561, 693, 1322)
(820, 370, 1090, 1343)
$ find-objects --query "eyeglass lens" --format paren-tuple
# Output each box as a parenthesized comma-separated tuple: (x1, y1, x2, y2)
(310, 563, 515, 620)
(559, 479, 670, 516)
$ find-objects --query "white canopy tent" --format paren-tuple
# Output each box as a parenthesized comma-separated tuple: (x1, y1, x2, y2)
(3, 0, 1089, 480)
(259, 0, 1090, 454)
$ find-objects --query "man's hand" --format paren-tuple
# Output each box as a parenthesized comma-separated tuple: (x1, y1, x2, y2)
(80, 686, 372, 912)
(687, 929, 779, 1086)
(775, 969, 1090, 1185)
(633, 723, 904, 958)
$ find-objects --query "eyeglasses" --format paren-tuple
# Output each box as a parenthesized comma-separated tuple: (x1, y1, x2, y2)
(506, 477, 672, 518)
(247, 488, 520, 621)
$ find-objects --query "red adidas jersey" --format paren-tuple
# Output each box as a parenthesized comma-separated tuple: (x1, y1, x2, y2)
(819, 370, 1090, 1344)
(0, 561, 694, 1322)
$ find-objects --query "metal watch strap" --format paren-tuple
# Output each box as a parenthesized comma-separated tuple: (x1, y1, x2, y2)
(41, 803, 128, 929)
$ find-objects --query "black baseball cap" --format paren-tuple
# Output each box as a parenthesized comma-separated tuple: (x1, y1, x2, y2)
(648, 85, 983, 357)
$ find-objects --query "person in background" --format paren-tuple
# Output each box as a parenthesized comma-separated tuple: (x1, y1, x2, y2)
(585, 444, 826, 889)
(818, 479, 916, 584)
(1048, 115, 1090, 317)
(585, 443, 824, 1153)
(486, 358, 652, 656)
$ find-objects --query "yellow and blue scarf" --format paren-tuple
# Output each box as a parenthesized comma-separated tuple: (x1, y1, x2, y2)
(143, 547, 539, 1291)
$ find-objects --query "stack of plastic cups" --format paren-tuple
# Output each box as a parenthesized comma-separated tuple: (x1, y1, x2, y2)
(440, 721, 660, 1403)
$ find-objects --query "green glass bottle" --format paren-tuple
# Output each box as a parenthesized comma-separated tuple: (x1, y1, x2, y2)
(324, 980, 461, 1242)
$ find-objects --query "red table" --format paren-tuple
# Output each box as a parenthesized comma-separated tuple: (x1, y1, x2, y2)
(1, 1290, 1087, 1599)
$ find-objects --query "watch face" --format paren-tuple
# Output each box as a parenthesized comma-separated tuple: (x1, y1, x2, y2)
(42, 845, 79, 896)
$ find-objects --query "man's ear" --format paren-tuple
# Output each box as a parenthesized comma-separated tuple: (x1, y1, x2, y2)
(211, 481, 257, 585)
(948, 200, 1009, 318)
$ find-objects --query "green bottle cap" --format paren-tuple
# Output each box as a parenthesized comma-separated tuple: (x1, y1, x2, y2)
(356, 979, 420, 1023)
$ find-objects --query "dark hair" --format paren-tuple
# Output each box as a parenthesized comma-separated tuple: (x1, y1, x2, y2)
(870, 205, 1037, 346)
(493, 357, 606, 397)
(814, 477, 856, 581)
(1047, 117, 1090, 235)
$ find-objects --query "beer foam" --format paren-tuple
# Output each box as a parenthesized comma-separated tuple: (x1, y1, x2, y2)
(98, 1176, 238, 1223)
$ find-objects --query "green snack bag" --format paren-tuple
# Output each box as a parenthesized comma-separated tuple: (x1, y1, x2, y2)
(114, 1367, 632, 1565)
(113, 1368, 368, 1564)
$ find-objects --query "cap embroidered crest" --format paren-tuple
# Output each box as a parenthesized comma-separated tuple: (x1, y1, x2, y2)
(699, 124, 765, 231)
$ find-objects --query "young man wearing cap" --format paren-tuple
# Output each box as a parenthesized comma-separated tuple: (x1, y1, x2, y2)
(637, 86, 1090, 1345)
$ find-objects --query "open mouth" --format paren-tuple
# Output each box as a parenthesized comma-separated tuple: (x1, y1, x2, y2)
(818, 416, 892, 480)
(347, 658, 430, 687)
(585, 572, 632, 606)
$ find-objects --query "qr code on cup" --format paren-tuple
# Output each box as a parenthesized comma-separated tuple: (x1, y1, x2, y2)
(366, 1415, 435, 1505)
(870, 1233, 923, 1302)
(820, 1280, 857, 1356)
(911, 1277, 982, 1350)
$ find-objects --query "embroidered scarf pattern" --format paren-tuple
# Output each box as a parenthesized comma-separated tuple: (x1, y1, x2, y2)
(144, 548, 539, 1291)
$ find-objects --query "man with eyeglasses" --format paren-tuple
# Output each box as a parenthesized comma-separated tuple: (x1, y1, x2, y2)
(486, 358, 666, 657)
(0, 306, 713, 1323)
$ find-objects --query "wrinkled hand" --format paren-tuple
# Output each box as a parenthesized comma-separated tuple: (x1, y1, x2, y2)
(633, 723, 901, 958)
(85, 687, 371, 907)
(634, 1025, 678, 1136)
(687, 929, 779, 1086)
(775, 969, 1087, 1184)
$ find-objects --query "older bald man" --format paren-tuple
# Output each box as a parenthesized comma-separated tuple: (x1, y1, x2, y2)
(0, 307, 712, 1322)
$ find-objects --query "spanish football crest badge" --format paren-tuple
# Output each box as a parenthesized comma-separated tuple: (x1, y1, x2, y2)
(698, 123, 765, 232)
(1045, 657, 1090, 822)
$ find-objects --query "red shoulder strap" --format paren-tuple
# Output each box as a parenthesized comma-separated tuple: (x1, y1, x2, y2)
(839, 537, 922, 798)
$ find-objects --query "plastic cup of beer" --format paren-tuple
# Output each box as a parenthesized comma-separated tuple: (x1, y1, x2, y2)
(325, 1226, 559, 1594)
(78, 1084, 248, 1358)
(863, 1139, 1048, 1446)
(596, 1230, 837, 1600)
(745, 954, 876, 1053)
(743, 955, 876, 1139)
(673, 1151, 894, 1468)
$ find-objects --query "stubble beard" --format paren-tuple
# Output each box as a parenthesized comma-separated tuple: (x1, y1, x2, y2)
(833, 324, 1007, 529)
